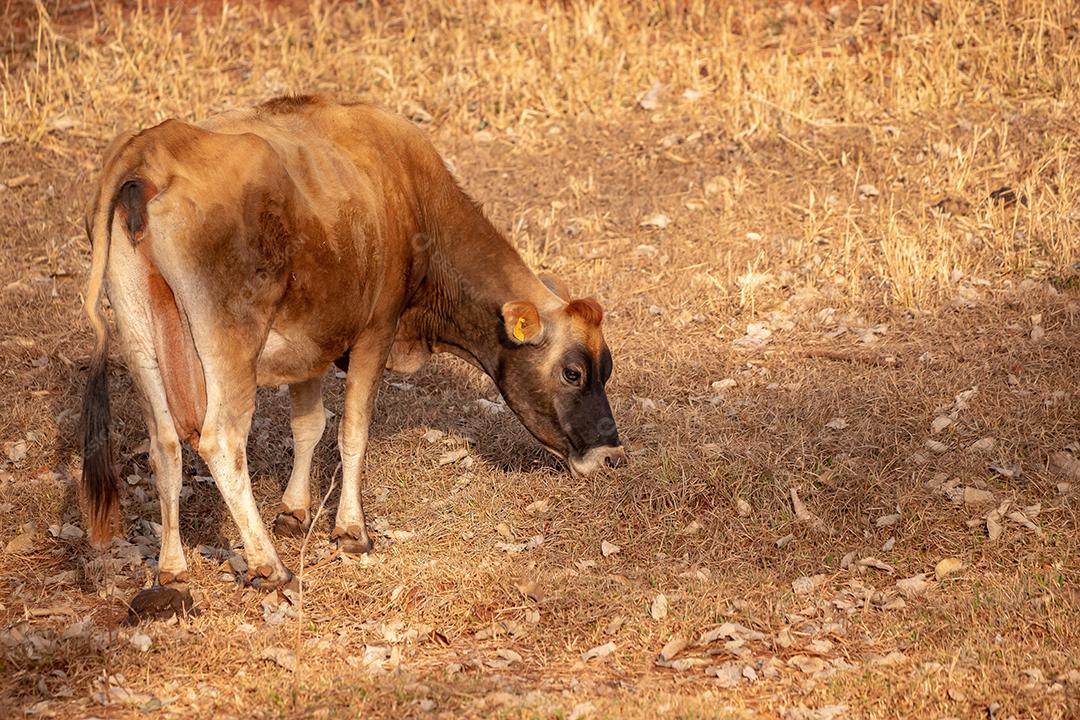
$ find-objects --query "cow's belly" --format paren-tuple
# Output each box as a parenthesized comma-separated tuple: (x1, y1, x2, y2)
(255, 327, 337, 387)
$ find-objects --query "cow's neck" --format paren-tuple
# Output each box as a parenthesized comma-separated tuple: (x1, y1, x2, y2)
(417, 186, 553, 375)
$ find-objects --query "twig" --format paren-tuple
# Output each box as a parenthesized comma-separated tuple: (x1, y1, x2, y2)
(795, 349, 900, 366)
(292, 462, 340, 697)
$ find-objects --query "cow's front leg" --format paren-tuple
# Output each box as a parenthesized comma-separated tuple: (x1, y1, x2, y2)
(273, 376, 326, 537)
(332, 330, 393, 554)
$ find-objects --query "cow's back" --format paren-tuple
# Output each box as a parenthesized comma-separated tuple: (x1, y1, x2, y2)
(125, 97, 441, 386)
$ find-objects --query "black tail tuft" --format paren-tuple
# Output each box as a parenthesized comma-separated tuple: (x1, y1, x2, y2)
(81, 350, 119, 547)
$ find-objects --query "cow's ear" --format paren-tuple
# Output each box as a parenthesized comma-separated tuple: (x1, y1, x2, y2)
(540, 273, 571, 301)
(502, 301, 544, 345)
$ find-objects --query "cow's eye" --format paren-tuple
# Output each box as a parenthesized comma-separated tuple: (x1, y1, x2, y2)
(562, 367, 582, 386)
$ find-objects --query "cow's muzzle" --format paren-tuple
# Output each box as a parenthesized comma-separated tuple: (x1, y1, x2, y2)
(569, 444, 628, 476)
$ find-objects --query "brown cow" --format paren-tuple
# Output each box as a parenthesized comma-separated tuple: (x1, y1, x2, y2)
(81, 96, 625, 607)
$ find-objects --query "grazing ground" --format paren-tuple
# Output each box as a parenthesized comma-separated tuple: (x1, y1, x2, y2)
(1, 1, 1079, 718)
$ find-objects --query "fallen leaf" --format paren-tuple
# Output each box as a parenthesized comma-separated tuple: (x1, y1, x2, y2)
(963, 487, 995, 508)
(931, 416, 953, 434)
(4, 440, 27, 463)
(658, 636, 688, 662)
(895, 574, 929, 599)
(516, 580, 543, 602)
(650, 593, 669, 621)
(637, 81, 662, 110)
(875, 513, 901, 528)
(707, 661, 743, 687)
(581, 641, 616, 662)
(640, 213, 671, 229)
(856, 557, 895, 573)
(437, 448, 469, 466)
(697, 622, 767, 644)
(261, 646, 297, 671)
(1049, 451, 1080, 481)
(5, 532, 34, 554)
(790, 654, 829, 675)
(934, 557, 964, 580)
(605, 616, 625, 635)
(792, 574, 826, 595)
(58, 524, 84, 541)
(524, 498, 550, 515)
(495, 535, 543, 553)
(925, 439, 949, 454)
(989, 462, 1022, 479)
(600, 540, 620, 557)
(495, 648, 522, 664)
(968, 437, 995, 453)
(1006, 508, 1044, 538)
(790, 487, 827, 532)
(867, 650, 908, 667)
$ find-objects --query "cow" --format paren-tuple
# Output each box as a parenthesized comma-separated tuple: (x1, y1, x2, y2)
(80, 95, 626, 609)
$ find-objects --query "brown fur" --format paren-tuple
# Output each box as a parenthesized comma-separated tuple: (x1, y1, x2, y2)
(81, 95, 623, 557)
(141, 249, 206, 447)
(565, 297, 603, 326)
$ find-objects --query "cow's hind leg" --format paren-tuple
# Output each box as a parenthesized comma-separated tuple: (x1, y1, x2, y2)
(106, 238, 195, 622)
(332, 328, 395, 554)
(197, 375, 293, 590)
(273, 376, 326, 537)
(123, 417, 197, 624)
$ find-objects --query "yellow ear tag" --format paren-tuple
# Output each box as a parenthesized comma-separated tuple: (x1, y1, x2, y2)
(513, 316, 527, 341)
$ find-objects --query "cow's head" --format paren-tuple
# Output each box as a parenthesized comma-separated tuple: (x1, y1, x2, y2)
(494, 278, 626, 476)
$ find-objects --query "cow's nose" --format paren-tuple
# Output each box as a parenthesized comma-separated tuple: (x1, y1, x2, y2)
(602, 445, 627, 468)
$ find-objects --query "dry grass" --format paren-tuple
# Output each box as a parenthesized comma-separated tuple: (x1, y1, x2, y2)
(1, 0, 1079, 718)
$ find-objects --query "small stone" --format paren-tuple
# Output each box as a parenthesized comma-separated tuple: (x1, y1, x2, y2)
(129, 633, 152, 653)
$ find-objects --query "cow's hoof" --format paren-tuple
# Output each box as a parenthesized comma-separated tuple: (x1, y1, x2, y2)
(157, 570, 190, 587)
(273, 507, 310, 538)
(247, 563, 294, 592)
(331, 525, 374, 555)
(123, 584, 197, 626)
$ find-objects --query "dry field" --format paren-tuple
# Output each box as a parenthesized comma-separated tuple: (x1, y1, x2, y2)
(1, 0, 1079, 717)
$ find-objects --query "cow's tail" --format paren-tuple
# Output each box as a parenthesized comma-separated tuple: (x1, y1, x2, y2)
(80, 135, 145, 548)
